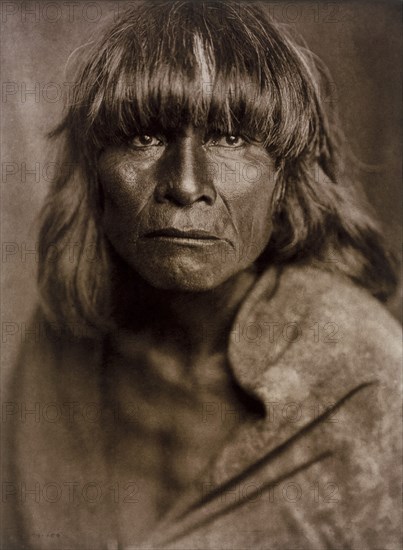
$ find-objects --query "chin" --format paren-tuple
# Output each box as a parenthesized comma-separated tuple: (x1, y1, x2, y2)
(131, 257, 236, 293)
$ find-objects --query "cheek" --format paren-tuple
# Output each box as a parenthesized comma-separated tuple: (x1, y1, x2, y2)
(98, 156, 149, 239)
(220, 161, 276, 250)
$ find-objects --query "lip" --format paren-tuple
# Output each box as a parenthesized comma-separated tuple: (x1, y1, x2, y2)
(144, 228, 220, 240)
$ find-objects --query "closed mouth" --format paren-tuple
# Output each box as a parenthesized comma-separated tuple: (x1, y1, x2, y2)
(144, 228, 220, 240)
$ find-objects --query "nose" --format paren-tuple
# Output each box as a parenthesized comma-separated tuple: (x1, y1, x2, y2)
(154, 135, 216, 207)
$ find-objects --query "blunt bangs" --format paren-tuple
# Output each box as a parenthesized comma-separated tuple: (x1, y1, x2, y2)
(65, 1, 321, 160)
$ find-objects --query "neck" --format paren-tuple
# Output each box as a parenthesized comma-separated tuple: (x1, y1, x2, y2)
(113, 263, 258, 358)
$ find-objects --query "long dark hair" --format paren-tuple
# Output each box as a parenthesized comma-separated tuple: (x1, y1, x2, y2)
(38, 0, 397, 333)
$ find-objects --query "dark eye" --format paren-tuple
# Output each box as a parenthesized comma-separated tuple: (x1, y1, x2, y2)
(131, 135, 163, 147)
(209, 135, 245, 148)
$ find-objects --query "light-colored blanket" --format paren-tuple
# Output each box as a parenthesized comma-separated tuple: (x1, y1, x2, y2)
(3, 265, 402, 549)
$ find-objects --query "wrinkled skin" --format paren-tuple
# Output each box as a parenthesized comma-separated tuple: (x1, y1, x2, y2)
(98, 126, 277, 291)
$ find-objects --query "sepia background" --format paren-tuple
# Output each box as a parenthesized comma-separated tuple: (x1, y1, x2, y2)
(1, 0, 401, 383)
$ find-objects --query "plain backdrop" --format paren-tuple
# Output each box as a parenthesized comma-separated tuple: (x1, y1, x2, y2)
(1, 0, 401, 382)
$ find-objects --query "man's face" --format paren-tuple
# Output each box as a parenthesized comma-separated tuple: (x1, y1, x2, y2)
(98, 126, 276, 291)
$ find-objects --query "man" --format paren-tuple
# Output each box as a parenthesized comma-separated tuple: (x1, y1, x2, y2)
(3, 2, 401, 548)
